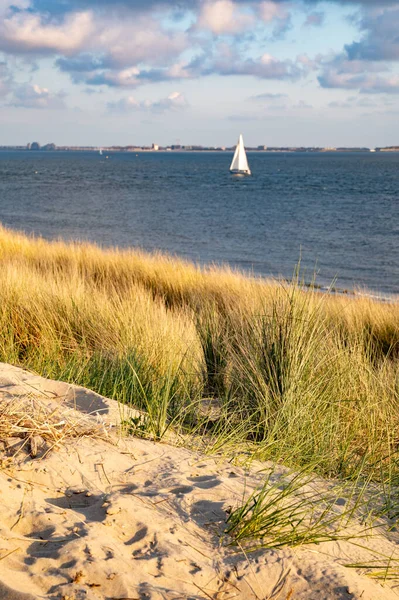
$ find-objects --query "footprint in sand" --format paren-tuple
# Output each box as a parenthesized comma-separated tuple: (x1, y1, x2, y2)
(125, 525, 148, 546)
(24, 525, 74, 565)
(45, 492, 106, 522)
(190, 500, 227, 529)
(168, 485, 194, 495)
(0, 580, 36, 600)
(187, 474, 222, 489)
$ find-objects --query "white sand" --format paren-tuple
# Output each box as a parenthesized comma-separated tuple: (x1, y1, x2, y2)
(0, 363, 398, 600)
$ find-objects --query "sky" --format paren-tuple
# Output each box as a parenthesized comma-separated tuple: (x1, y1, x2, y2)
(1, 0, 399, 147)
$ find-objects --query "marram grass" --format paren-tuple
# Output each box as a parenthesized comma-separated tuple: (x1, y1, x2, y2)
(1, 225, 399, 481)
(225, 467, 375, 551)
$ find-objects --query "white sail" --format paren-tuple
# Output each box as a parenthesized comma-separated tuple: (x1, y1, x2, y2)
(230, 142, 240, 171)
(230, 134, 251, 174)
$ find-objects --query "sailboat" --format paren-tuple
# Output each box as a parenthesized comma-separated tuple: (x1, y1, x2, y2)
(230, 134, 251, 175)
(99, 148, 103, 156)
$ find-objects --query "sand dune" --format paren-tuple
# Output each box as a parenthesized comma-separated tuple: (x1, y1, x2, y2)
(0, 363, 397, 600)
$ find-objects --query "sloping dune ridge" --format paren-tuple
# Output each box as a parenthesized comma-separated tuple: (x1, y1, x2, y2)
(0, 363, 398, 600)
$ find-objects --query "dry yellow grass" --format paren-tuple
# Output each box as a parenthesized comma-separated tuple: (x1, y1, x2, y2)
(0, 225, 399, 479)
(0, 394, 110, 463)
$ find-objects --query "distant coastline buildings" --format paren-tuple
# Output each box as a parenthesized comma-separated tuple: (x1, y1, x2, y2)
(26, 142, 56, 151)
(0, 143, 398, 153)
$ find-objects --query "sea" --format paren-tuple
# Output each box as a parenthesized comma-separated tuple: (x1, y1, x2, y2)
(0, 149, 398, 297)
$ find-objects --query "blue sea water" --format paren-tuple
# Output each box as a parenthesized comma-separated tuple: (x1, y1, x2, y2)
(0, 149, 398, 296)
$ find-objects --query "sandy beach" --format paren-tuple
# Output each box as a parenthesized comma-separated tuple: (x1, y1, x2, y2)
(0, 362, 397, 600)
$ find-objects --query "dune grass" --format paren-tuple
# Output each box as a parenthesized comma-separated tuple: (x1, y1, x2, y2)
(0, 225, 399, 484)
(225, 467, 376, 551)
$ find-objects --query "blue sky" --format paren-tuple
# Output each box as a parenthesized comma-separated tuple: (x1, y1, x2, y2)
(1, 0, 399, 146)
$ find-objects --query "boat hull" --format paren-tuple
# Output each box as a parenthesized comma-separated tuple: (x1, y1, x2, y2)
(230, 169, 251, 176)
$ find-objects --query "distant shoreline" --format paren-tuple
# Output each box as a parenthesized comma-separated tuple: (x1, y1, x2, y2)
(1, 147, 399, 154)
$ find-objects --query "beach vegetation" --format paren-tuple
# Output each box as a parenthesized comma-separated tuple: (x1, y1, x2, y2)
(1, 225, 399, 485)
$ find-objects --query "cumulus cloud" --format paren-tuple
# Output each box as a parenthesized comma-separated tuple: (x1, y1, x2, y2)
(9, 82, 67, 107)
(257, 1, 284, 23)
(171, 51, 303, 82)
(93, 18, 188, 69)
(213, 53, 304, 79)
(0, 0, 293, 76)
(56, 46, 307, 89)
(107, 91, 188, 112)
(80, 67, 141, 88)
(60, 63, 189, 88)
(195, 0, 255, 35)
(320, 71, 399, 94)
(345, 6, 399, 61)
(43, 9, 190, 88)
(319, 53, 390, 75)
(317, 49, 399, 94)
(0, 10, 93, 55)
(294, 3, 399, 95)
(1, 0, 399, 100)
(56, 54, 106, 73)
(0, 7, 189, 67)
(256, 1, 291, 38)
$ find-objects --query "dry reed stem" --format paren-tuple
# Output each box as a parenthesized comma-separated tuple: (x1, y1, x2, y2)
(0, 395, 112, 461)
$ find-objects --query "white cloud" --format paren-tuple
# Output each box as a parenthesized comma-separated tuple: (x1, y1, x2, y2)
(345, 6, 399, 61)
(108, 91, 188, 112)
(196, 0, 254, 35)
(90, 67, 141, 87)
(258, 1, 286, 23)
(0, 0, 303, 92)
(317, 52, 399, 93)
(0, 11, 93, 54)
(94, 16, 188, 68)
(0, 6, 188, 71)
(257, 0, 291, 38)
(10, 83, 66, 108)
(319, 70, 399, 94)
